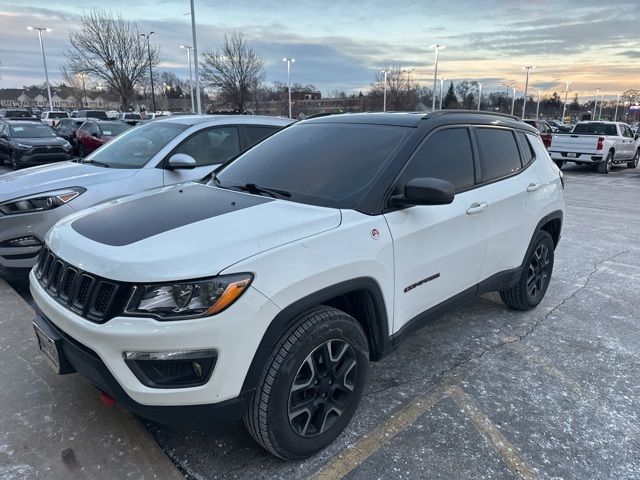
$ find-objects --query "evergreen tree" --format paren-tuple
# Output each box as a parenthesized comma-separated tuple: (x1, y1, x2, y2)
(443, 82, 457, 108)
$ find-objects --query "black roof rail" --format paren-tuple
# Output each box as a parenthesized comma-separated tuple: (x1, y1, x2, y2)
(424, 109, 522, 121)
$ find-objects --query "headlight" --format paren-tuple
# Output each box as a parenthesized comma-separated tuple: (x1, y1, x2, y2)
(62, 142, 73, 151)
(15, 143, 32, 150)
(0, 188, 86, 215)
(124, 273, 253, 320)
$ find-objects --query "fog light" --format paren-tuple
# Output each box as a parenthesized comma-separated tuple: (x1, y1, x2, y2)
(123, 349, 217, 388)
(0, 235, 43, 248)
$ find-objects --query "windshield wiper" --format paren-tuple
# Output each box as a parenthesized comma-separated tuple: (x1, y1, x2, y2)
(229, 183, 291, 199)
(82, 159, 110, 168)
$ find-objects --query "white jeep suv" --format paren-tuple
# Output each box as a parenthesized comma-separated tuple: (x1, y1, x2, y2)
(30, 111, 565, 460)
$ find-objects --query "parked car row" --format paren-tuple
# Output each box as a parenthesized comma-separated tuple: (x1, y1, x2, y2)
(1, 110, 567, 460)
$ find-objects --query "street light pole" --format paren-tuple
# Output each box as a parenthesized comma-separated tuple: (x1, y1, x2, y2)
(511, 87, 517, 116)
(27, 27, 53, 112)
(561, 80, 571, 121)
(476, 82, 484, 111)
(381, 69, 390, 112)
(439, 77, 446, 110)
(598, 92, 604, 119)
(180, 45, 195, 113)
(592, 88, 600, 120)
(141, 31, 156, 113)
(282, 58, 295, 118)
(190, 0, 202, 114)
(521, 65, 535, 119)
(614, 92, 621, 121)
(536, 90, 542, 119)
(78, 73, 87, 108)
(430, 44, 445, 111)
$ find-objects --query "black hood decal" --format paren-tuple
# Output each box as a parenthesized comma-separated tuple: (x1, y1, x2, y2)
(71, 184, 271, 246)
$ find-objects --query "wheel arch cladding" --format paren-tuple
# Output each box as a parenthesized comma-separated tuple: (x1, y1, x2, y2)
(240, 277, 389, 395)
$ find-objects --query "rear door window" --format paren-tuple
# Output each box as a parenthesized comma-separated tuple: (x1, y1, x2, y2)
(401, 128, 475, 192)
(474, 128, 522, 182)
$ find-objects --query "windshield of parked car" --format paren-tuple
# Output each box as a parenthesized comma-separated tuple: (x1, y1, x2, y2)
(48, 112, 69, 119)
(572, 123, 617, 135)
(215, 122, 412, 209)
(6, 110, 32, 118)
(10, 124, 57, 138)
(98, 122, 130, 137)
(87, 122, 189, 168)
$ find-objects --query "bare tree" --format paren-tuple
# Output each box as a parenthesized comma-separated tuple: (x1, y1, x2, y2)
(65, 10, 159, 110)
(201, 32, 265, 113)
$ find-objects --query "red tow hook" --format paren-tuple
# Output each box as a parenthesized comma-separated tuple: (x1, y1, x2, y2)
(99, 390, 117, 406)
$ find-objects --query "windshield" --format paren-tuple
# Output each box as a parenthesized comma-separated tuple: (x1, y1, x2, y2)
(215, 123, 412, 209)
(99, 122, 130, 137)
(125, 113, 141, 119)
(10, 124, 57, 138)
(49, 112, 69, 119)
(572, 123, 617, 135)
(7, 111, 32, 118)
(88, 122, 189, 168)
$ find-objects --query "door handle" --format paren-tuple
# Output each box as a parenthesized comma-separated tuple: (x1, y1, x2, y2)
(466, 202, 488, 214)
(527, 183, 541, 192)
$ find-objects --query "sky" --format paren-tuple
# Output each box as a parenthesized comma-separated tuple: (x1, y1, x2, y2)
(1, 0, 639, 101)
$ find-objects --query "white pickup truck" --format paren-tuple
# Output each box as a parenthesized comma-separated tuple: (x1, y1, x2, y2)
(549, 121, 640, 174)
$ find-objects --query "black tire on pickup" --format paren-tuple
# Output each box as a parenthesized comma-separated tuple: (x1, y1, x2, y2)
(598, 151, 614, 174)
(244, 306, 369, 460)
(628, 149, 639, 169)
(500, 230, 555, 311)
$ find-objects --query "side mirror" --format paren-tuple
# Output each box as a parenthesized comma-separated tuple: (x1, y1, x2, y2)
(167, 153, 196, 170)
(392, 178, 455, 207)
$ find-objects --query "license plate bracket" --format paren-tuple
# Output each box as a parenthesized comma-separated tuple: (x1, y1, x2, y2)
(32, 316, 74, 375)
(566, 152, 578, 158)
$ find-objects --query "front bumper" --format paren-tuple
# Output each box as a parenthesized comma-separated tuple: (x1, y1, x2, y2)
(30, 269, 281, 407)
(0, 206, 74, 268)
(33, 313, 246, 428)
(15, 150, 73, 166)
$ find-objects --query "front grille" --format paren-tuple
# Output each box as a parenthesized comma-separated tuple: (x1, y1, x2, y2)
(35, 247, 129, 323)
(32, 146, 65, 154)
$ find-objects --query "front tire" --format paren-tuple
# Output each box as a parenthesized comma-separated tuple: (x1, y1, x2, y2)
(244, 306, 369, 460)
(627, 149, 639, 169)
(598, 151, 613, 174)
(500, 230, 555, 311)
(10, 151, 19, 170)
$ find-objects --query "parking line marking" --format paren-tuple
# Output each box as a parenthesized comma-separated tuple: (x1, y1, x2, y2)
(309, 384, 448, 480)
(448, 385, 541, 480)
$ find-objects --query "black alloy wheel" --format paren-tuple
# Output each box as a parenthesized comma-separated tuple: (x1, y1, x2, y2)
(288, 339, 357, 437)
(526, 243, 550, 300)
(10, 151, 18, 170)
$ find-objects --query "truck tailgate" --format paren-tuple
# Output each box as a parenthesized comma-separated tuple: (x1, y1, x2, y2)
(549, 134, 601, 160)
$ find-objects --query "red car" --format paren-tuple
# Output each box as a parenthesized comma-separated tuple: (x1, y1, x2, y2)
(75, 120, 131, 157)
(524, 119, 553, 149)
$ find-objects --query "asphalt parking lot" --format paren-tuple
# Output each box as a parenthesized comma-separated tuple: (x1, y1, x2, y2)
(2, 163, 640, 479)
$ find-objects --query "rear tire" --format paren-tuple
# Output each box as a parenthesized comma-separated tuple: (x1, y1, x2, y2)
(627, 149, 639, 169)
(244, 306, 369, 460)
(500, 230, 554, 311)
(598, 151, 613, 174)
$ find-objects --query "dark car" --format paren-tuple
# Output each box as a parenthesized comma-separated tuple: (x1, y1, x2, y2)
(75, 110, 109, 120)
(55, 117, 92, 155)
(548, 120, 572, 133)
(0, 121, 73, 169)
(75, 120, 131, 157)
(0, 109, 38, 121)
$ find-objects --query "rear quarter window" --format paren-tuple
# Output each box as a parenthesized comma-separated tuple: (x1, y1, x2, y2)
(475, 128, 522, 182)
(515, 131, 536, 167)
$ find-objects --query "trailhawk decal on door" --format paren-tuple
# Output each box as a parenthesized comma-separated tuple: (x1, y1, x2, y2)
(404, 273, 441, 293)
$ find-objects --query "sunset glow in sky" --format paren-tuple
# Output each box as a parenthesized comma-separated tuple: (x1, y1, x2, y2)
(1, 0, 639, 101)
